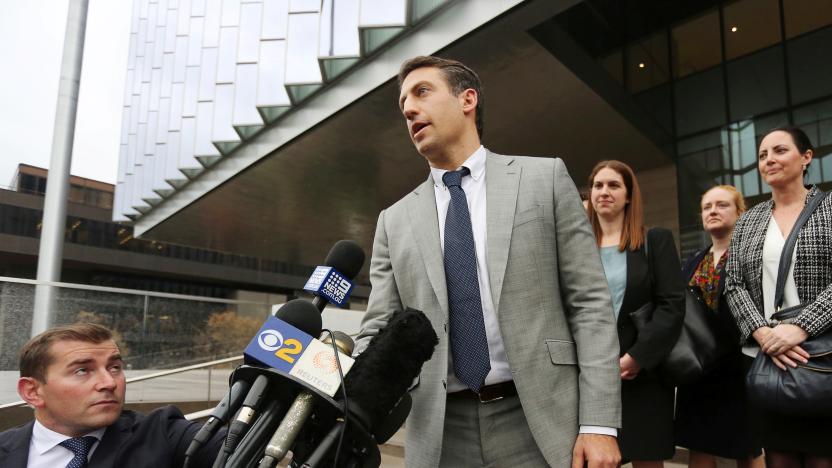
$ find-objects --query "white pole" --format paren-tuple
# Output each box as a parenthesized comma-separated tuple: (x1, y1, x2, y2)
(32, 0, 90, 336)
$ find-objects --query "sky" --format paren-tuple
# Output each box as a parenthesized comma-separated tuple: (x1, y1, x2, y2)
(0, 0, 132, 189)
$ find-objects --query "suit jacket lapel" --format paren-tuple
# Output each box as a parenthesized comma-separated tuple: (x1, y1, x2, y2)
(485, 151, 520, 312)
(88, 411, 135, 467)
(0, 421, 33, 468)
(408, 174, 449, 317)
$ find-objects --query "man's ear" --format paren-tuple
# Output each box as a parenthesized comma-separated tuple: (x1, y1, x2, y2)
(18, 377, 46, 409)
(459, 88, 478, 114)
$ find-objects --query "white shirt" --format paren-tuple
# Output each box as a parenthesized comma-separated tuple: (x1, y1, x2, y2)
(743, 217, 801, 357)
(27, 420, 106, 468)
(431, 146, 615, 437)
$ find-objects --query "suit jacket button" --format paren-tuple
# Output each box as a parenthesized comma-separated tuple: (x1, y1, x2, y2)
(443, 322, 447, 333)
(442, 379, 447, 389)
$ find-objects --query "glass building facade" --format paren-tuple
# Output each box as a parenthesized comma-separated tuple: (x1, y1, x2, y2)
(551, 0, 832, 254)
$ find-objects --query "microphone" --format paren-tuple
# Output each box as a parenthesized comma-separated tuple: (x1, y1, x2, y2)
(300, 308, 438, 467)
(344, 308, 437, 429)
(274, 299, 323, 336)
(372, 393, 412, 444)
(213, 374, 270, 467)
(304, 240, 365, 311)
(183, 379, 251, 468)
(257, 333, 355, 468)
(299, 394, 411, 468)
(224, 398, 285, 468)
(220, 301, 326, 468)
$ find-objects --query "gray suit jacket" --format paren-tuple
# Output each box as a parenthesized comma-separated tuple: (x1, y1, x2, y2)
(355, 151, 621, 467)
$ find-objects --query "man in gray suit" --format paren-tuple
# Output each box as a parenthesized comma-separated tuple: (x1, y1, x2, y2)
(355, 56, 621, 467)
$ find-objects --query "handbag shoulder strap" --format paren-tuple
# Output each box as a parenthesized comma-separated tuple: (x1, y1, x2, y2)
(774, 189, 829, 310)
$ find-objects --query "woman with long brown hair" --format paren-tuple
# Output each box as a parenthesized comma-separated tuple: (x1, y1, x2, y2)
(587, 160, 684, 467)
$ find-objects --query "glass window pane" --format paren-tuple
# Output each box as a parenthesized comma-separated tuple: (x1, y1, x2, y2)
(203, 0, 222, 47)
(222, 0, 241, 26)
(319, 0, 360, 57)
(634, 84, 673, 134)
(187, 17, 205, 66)
(257, 40, 291, 106)
(238, 3, 262, 63)
(213, 83, 237, 142)
(359, 0, 406, 27)
(233, 64, 260, 126)
(217, 27, 238, 83)
(285, 13, 322, 84)
(723, 0, 782, 60)
(784, 0, 832, 38)
(787, 26, 832, 104)
(672, 9, 722, 78)
(290, 0, 319, 13)
(262, 0, 289, 40)
(674, 67, 727, 135)
(627, 31, 669, 93)
(726, 47, 787, 121)
(597, 50, 623, 85)
(794, 98, 832, 148)
(198, 47, 218, 101)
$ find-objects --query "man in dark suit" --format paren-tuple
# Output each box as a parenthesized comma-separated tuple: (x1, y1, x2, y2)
(0, 323, 224, 467)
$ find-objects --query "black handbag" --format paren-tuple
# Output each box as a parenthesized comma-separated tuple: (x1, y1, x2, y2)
(629, 231, 731, 385)
(746, 189, 832, 416)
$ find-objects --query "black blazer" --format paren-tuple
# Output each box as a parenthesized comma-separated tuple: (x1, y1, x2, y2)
(681, 246, 741, 347)
(617, 228, 685, 370)
(0, 406, 225, 468)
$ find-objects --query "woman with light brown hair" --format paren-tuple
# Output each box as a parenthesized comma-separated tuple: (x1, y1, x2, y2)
(674, 185, 764, 468)
(587, 160, 685, 467)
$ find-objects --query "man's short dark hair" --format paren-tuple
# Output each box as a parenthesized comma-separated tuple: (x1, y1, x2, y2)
(20, 323, 114, 382)
(398, 56, 484, 138)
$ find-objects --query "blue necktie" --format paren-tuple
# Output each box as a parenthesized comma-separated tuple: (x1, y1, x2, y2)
(442, 167, 491, 392)
(59, 436, 97, 468)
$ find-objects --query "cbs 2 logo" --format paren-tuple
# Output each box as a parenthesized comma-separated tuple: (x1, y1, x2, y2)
(258, 329, 304, 364)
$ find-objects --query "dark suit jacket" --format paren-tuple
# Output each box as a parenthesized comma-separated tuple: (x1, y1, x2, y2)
(617, 227, 685, 369)
(0, 405, 225, 468)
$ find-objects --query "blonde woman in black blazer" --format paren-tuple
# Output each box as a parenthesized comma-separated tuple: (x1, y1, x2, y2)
(725, 126, 832, 466)
(588, 160, 685, 467)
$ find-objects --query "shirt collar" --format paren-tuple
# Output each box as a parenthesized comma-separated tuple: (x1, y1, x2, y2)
(32, 419, 106, 455)
(430, 145, 486, 188)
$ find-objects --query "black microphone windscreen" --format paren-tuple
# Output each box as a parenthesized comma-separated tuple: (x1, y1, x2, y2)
(323, 240, 365, 280)
(344, 308, 437, 428)
(372, 393, 412, 444)
(275, 299, 323, 337)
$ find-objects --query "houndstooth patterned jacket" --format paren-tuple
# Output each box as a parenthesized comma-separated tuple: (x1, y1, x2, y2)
(725, 186, 832, 342)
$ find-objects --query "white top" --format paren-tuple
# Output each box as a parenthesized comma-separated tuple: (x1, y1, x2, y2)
(742, 217, 800, 357)
(27, 420, 106, 468)
(431, 146, 615, 436)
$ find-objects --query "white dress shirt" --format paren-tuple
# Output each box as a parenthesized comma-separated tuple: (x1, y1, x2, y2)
(431, 146, 615, 437)
(27, 420, 106, 468)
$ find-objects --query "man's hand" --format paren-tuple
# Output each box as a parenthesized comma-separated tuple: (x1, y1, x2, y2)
(572, 434, 620, 468)
(619, 353, 640, 380)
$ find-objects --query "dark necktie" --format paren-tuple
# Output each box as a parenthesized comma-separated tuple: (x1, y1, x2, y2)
(59, 436, 97, 468)
(442, 167, 491, 392)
